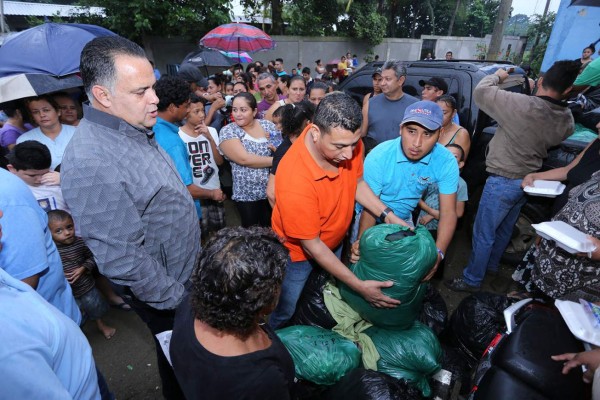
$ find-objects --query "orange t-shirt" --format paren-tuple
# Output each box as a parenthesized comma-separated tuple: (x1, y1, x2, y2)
(271, 126, 364, 262)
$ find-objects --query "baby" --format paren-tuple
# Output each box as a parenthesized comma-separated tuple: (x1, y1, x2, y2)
(48, 209, 116, 339)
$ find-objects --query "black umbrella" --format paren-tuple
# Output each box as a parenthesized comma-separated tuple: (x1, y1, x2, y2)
(181, 47, 233, 76)
(569, 0, 600, 6)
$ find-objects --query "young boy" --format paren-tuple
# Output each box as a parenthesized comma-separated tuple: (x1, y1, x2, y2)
(6, 140, 67, 212)
(418, 143, 469, 232)
(178, 94, 226, 238)
(47, 209, 116, 339)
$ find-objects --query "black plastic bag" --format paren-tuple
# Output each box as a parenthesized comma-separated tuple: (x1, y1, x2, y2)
(418, 283, 448, 336)
(323, 368, 423, 400)
(448, 292, 515, 367)
(439, 344, 473, 395)
(288, 268, 337, 330)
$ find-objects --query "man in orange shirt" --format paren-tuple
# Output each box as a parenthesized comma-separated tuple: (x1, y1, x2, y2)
(270, 92, 406, 329)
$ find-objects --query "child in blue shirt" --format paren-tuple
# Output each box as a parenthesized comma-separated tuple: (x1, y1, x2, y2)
(418, 143, 469, 231)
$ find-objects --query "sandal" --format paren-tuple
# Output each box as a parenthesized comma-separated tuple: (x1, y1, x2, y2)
(110, 302, 132, 311)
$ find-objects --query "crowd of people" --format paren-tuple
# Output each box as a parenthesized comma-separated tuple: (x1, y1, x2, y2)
(0, 33, 599, 399)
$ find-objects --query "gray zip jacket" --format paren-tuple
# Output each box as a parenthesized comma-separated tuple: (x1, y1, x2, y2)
(61, 105, 200, 310)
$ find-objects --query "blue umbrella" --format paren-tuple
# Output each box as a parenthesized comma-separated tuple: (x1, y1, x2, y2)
(0, 23, 117, 78)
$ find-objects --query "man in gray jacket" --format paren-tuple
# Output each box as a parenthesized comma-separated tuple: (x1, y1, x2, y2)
(446, 60, 580, 292)
(61, 36, 199, 399)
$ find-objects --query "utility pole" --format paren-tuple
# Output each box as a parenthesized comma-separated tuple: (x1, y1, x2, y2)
(0, 0, 6, 34)
(487, 0, 513, 60)
(529, 0, 552, 62)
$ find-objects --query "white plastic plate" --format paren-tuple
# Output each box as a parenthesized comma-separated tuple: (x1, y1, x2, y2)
(523, 180, 566, 197)
(556, 300, 600, 347)
(532, 221, 597, 253)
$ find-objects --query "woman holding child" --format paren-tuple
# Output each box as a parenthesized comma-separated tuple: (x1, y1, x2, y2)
(219, 93, 282, 228)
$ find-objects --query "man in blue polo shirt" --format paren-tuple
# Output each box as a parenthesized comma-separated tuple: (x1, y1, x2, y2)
(352, 100, 459, 280)
(153, 76, 225, 223)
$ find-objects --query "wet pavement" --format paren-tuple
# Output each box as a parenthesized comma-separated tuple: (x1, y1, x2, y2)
(84, 201, 519, 399)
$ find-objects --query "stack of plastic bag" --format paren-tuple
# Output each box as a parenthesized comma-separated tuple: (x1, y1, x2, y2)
(339, 224, 437, 329)
(335, 224, 442, 396)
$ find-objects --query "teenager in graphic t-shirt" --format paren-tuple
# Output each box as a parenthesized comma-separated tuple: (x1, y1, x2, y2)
(179, 94, 226, 238)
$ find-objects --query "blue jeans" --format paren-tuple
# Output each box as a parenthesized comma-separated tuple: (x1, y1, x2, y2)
(463, 175, 526, 287)
(269, 244, 342, 329)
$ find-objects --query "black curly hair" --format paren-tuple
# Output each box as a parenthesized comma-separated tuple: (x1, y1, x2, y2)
(190, 227, 288, 339)
(155, 76, 191, 112)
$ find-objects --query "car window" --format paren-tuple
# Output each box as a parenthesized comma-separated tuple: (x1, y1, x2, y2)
(345, 74, 374, 102)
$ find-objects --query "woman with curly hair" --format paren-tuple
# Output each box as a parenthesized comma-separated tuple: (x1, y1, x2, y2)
(170, 227, 295, 400)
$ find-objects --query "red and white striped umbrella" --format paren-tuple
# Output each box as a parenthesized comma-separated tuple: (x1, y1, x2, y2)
(200, 23, 275, 53)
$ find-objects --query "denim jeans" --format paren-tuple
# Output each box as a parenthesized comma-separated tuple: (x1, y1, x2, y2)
(269, 244, 342, 329)
(463, 175, 526, 287)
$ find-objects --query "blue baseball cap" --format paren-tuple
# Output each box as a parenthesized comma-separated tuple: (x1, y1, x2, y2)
(401, 100, 443, 131)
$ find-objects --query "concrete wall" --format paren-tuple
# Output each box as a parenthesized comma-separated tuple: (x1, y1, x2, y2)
(422, 34, 526, 60)
(257, 36, 422, 69)
(147, 35, 423, 75)
(147, 33, 524, 76)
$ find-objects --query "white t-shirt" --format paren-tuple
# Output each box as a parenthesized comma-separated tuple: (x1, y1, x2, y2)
(178, 127, 221, 190)
(29, 184, 70, 213)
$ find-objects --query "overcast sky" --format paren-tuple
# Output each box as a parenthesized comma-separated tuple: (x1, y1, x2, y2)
(511, 0, 561, 16)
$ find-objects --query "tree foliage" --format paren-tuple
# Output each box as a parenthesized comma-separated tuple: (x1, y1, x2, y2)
(75, 0, 232, 43)
(23, 0, 515, 49)
(281, 0, 340, 36)
(526, 11, 556, 74)
(342, 0, 387, 45)
(504, 13, 530, 36)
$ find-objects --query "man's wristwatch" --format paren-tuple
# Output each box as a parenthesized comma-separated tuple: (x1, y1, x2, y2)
(380, 207, 393, 221)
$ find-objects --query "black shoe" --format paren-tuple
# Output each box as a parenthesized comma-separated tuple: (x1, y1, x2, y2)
(444, 277, 480, 293)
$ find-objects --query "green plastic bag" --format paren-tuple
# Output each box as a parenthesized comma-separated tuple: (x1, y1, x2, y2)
(340, 224, 437, 329)
(366, 321, 442, 397)
(276, 325, 362, 385)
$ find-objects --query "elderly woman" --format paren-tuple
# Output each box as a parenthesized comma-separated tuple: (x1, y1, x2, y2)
(170, 226, 295, 400)
(219, 92, 282, 227)
(514, 171, 600, 302)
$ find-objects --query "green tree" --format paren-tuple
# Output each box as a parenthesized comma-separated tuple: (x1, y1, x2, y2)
(282, 0, 340, 36)
(461, 0, 499, 37)
(240, 0, 286, 34)
(344, 0, 387, 45)
(504, 13, 530, 36)
(526, 11, 556, 74)
(76, 0, 232, 47)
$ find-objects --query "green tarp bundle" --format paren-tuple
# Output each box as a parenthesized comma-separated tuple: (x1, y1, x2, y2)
(276, 325, 362, 385)
(367, 321, 442, 397)
(339, 224, 437, 329)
